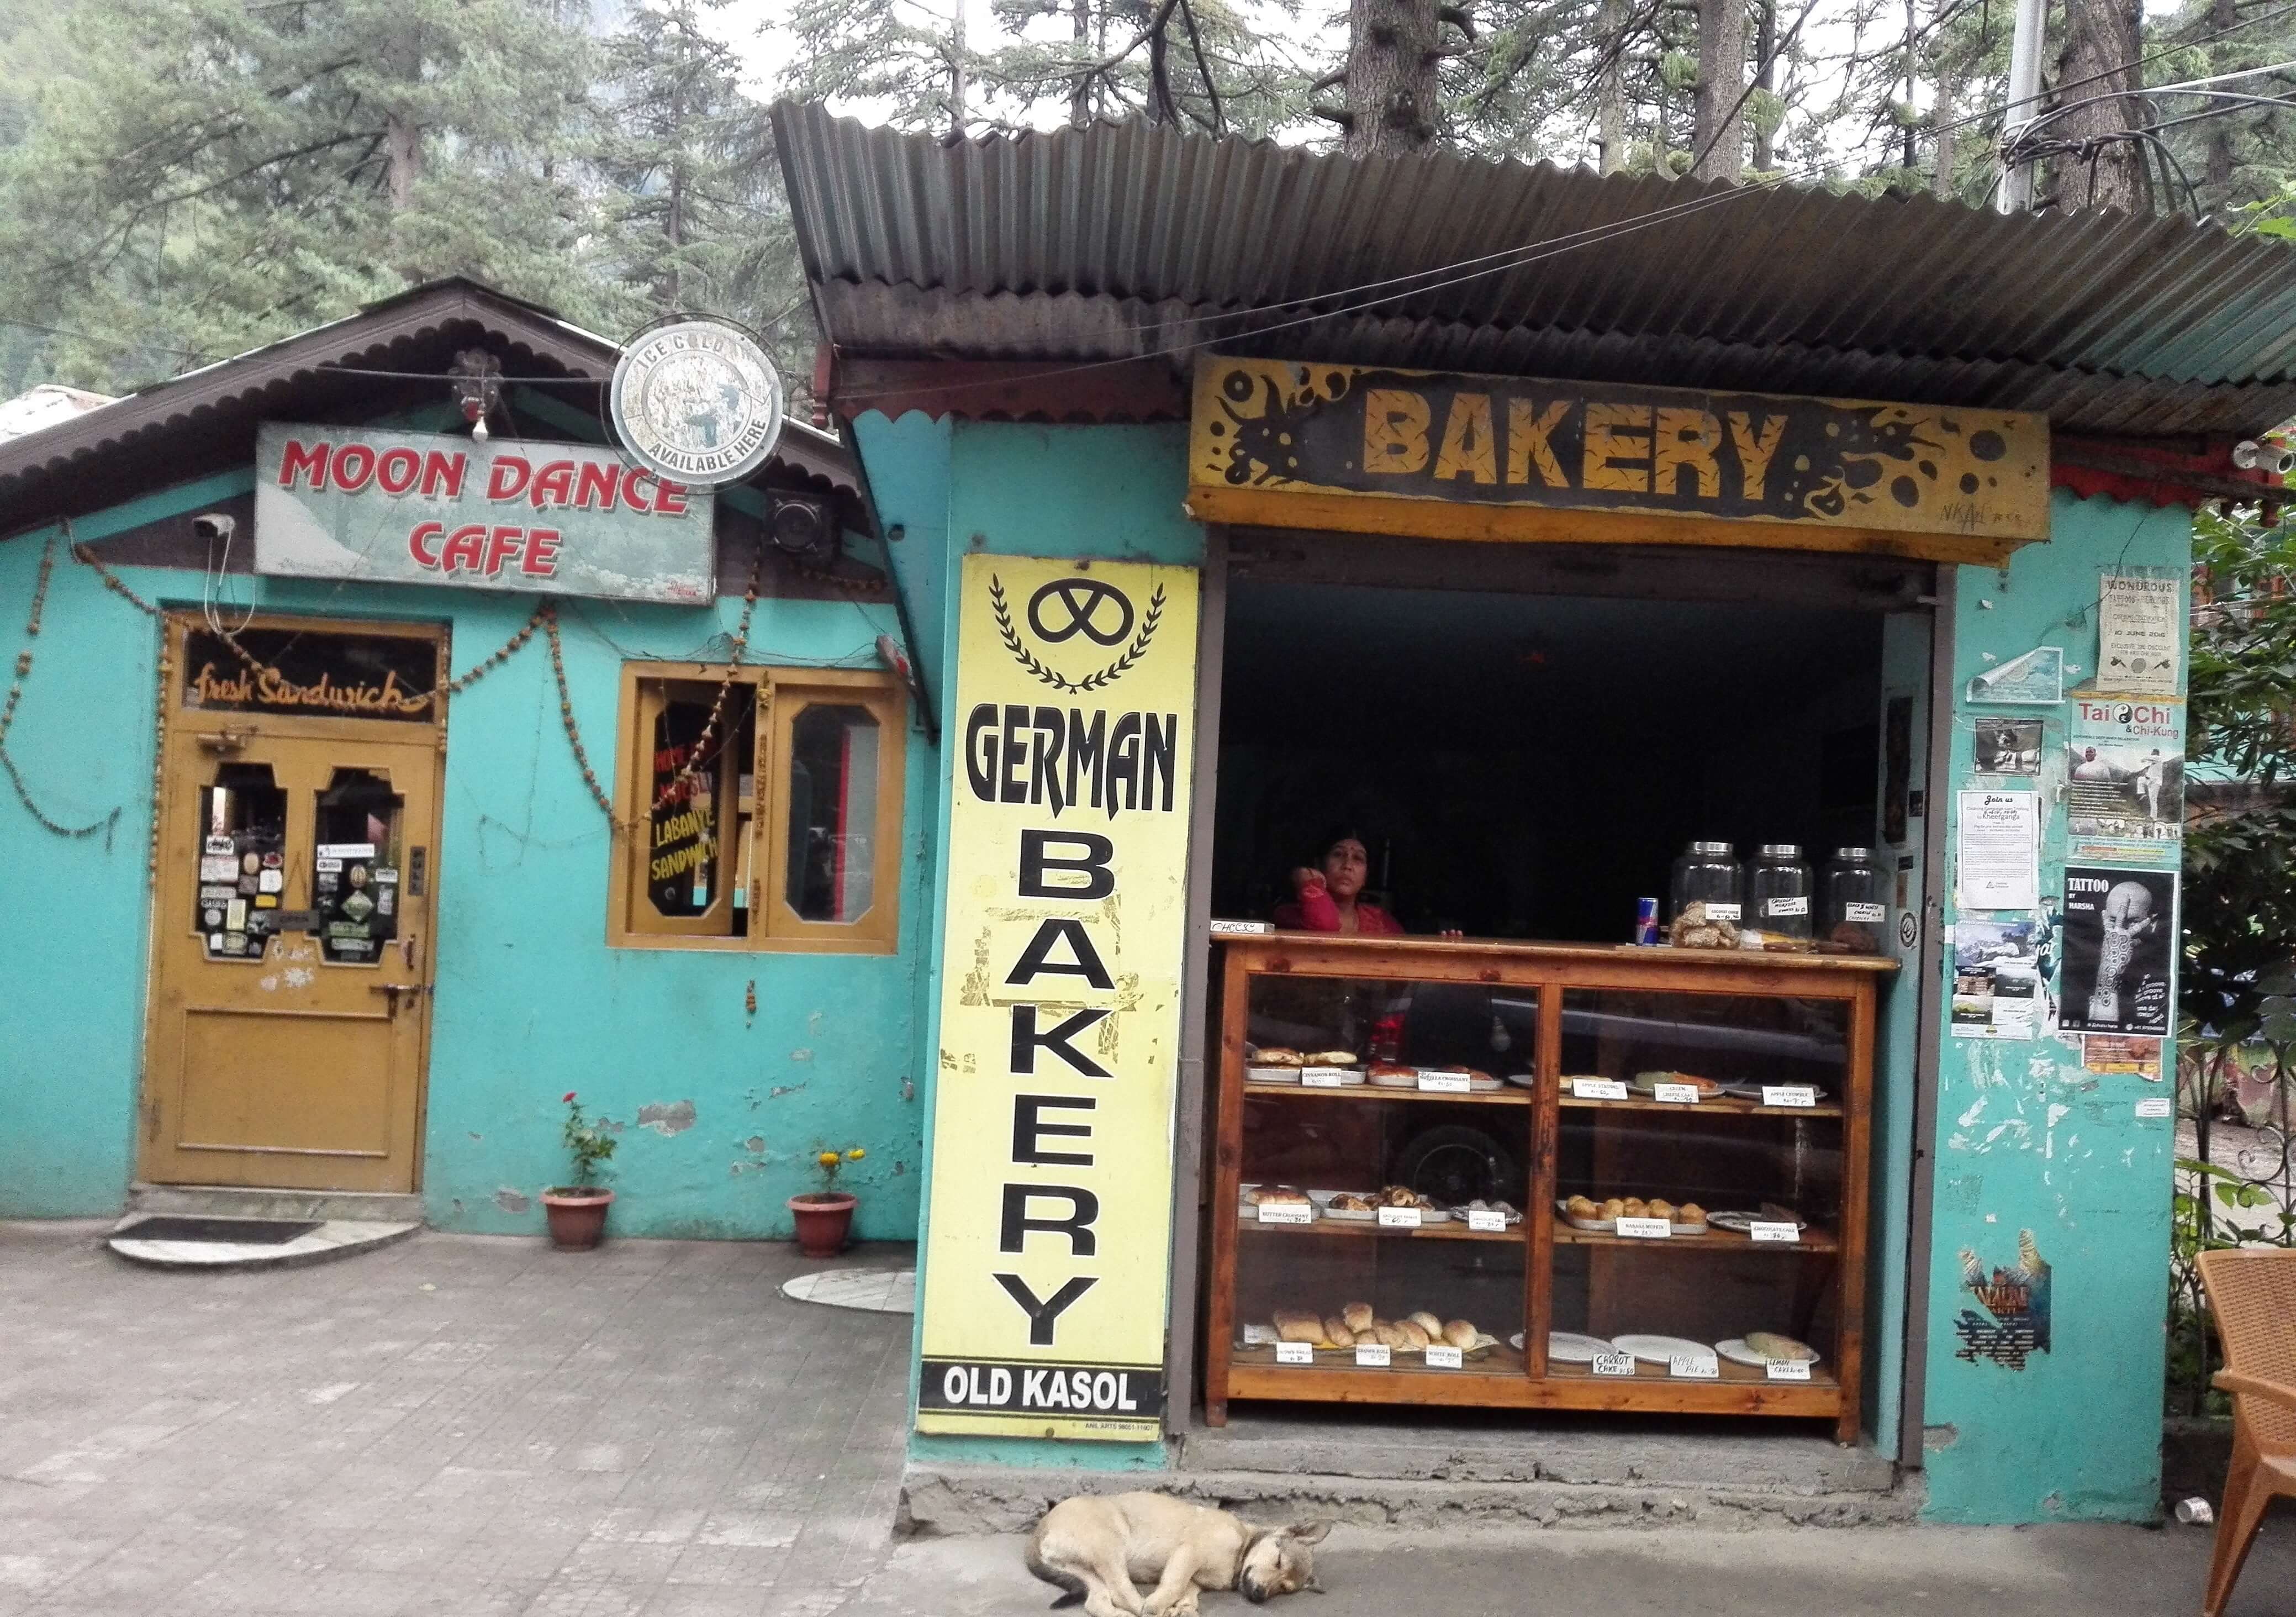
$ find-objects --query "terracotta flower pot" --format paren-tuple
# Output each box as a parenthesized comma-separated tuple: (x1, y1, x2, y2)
(788, 1192, 857, 1257)
(542, 1187, 615, 1250)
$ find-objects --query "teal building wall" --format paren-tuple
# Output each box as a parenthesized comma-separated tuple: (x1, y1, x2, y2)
(1919, 491, 2192, 1523)
(0, 449, 932, 1240)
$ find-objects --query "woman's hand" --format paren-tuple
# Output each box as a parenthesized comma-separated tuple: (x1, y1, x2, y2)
(1290, 866, 1326, 897)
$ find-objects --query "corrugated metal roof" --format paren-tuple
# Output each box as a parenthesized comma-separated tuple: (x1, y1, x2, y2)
(0, 277, 857, 535)
(773, 102, 2296, 437)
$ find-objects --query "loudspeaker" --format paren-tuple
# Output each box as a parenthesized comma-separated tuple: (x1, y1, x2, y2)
(768, 494, 837, 565)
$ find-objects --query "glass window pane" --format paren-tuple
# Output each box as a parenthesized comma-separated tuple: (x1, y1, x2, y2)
(195, 763, 284, 961)
(784, 703, 880, 924)
(648, 697, 729, 919)
(314, 768, 403, 966)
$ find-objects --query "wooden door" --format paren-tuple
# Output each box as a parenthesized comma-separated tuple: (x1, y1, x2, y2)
(140, 617, 444, 1192)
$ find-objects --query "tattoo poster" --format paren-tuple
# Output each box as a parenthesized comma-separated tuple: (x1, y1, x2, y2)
(2098, 573, 2181, 695)
(1972, 718, 2044, 776)
(2060, 867, 2176, 1037)
(1950, 919, 2044, 1039)
(1956, 791, 2039, 911)
(1967, 645, 2065, 705)
(2066, 698, 2183, 868)
(2082, 1034, 2165, 1080)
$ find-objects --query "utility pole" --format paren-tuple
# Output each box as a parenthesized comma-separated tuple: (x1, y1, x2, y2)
(1998, 0, 2045, 210)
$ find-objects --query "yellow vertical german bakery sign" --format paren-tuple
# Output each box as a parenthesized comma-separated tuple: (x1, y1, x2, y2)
(916, 555, 1199, 1441)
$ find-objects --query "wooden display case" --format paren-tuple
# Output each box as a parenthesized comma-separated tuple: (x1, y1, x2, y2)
(1205, 933, 1896, 1444)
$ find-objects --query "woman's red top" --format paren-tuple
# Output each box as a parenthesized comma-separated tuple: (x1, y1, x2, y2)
(1273, 888, 1405, 935)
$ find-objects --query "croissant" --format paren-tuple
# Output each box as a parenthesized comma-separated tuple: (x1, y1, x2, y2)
(1443, 1319, 1479, 1350)
(1341, 1301, 1375, 1334)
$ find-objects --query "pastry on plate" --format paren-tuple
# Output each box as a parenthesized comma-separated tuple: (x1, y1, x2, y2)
(1597, 1198, 1627, 1220)
(1678, 1202, 1708, 1224)
(1273, 1309, 1323, 1344)
(1406, 1310, 1445, 1340)
(1442, 1319, 1479, 1350)
(1253, 1048, 1306, 1067)
(1744, 1331, 1819, 1363)
(1395, 1319, 1432, 1350)
(1620, 1197, 1649, 1218)
(1321, 1317, 1356, 1349)
(1307, 1049, 1359, 1066)
(1646, 1198, 1676, 1220)
(1328, 1193, 1374, 1213)
(1564, 1195, 1600, 1220)
(1366, 1062, 1415, 1081)
(1340, 1301, 1375, 1334)
(1375, 1184, 1431, 1209)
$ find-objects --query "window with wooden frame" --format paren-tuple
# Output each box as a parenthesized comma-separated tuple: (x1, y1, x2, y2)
(609, 665, 905, 953)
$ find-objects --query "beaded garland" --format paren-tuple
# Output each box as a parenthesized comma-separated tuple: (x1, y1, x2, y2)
(2, 533, 122, 842)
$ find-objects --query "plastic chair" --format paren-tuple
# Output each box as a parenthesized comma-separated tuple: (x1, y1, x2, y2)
(2197, 1247, 2296, 1617)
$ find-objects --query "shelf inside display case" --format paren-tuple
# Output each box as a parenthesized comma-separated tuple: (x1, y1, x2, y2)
(1206, 933, 1889, 1443)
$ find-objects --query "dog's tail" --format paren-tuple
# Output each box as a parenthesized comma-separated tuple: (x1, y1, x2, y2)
(1023, 1538, 1088, 1608)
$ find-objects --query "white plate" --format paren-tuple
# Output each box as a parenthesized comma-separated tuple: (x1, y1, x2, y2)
(1306, 1190, 1379, 1221)
(1541, 1331, 1616, 1362)
(1460, 1200, 1524, 1226)
(1555, 1199, 1615, 1233)
(1610, 1333, 1713, 1366)
(1719, 1082, 1829, 1103)
(1467, 1075, 1504, 1092)
(1629, 1072, 1723, 1098)
(1716, 1337, 1824, 1370)
(1503, 1072, 1538, 1088)
(1246, 1065, 1302, 1084)
(1706, 1210, 1803, 1233)
(1319, 1205, 1379, 1222)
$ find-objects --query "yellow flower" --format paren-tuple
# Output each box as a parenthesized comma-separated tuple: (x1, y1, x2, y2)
(847, 1148, 865, 1161)
(817, 1151, 840, 1168)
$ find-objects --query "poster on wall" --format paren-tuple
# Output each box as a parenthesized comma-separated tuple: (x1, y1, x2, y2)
(2098, 572, 2182, 694)
(1956, 791, 2040, 910)
(1971, 718, 2044, 776)
(1949, 919, 2044, 1039)
(913, 555, 1201, 1442)
(2066, 697, 2184, 868)
(1966, 645, 2065, 706)
(2059, 867, 2176, 1037)
(2082, 1034, 2165, 1079)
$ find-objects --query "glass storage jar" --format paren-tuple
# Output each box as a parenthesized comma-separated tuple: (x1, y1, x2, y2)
(1823, 847, 1889, 952)
(1749, 844, 1814, 938)
(1669, 841, 1744, 923)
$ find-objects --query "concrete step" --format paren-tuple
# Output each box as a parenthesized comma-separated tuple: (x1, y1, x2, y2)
(899, 1461, 1923, 1536)
(107, 1216, 420, 1271)
(126, 1182, 425, 1224)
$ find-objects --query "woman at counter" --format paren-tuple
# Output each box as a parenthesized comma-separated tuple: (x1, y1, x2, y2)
(1274, 833, 1404, 935)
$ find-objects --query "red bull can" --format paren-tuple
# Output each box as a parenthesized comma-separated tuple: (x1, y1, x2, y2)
(1633, 897, 1661, 945)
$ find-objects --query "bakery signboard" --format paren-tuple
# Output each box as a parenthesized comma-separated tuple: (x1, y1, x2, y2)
(914, 554, 1200, 1442)
(254, 423, 716, 604)
(1187, 356, 2050, 564)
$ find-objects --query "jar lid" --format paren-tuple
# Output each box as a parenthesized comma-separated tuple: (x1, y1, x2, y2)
(1835, 846, 1874, 860)
(1758, 842, 1802, 858)
(1687, 841, 1735, 855)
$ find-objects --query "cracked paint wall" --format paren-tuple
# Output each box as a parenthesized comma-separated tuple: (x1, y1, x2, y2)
(1920, 491, 2189, 1524)
(0, 444, 932, 1240)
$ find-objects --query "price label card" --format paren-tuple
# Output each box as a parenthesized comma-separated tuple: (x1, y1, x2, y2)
(1241, 1323, 1276, 1346)
(1354, 1343, 1392, 1368)
(1300, 1068, 1347, 1088)
(1615, 1216, 1671, 1239)
(1465, 1209, 1507, 1233)
(1669, 1353, 1720, 1379)
(1274, 1341, 1314, 1365)
(1592, 1351, 1639, 1377)
(1377, 1206, 1424, 1229)
(1423, 1345, 1464, 1370)
(1844, 902, 1887, 923)
(1765, 1358, 1813, 1381)
(1255, 1204, 1314, 1225)
(1653, 1083, 1701, 1105)
(1761, 1085, 1817, 1108)
(1750, 1221, 1803, 1244)
(2135, 1096, 2173, 1119)
(1703, 903, 1742, 921)
(1417, 1071, 1470, 1093)
(1572, 1078, 1629, 1101)
(1765, 895, 1811, 917)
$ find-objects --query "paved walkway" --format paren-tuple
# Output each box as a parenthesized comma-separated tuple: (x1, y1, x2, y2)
(5, 1220, 2292, 1617)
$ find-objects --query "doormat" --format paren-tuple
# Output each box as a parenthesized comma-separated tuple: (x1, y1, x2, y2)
(113, 1216, 322, 1245)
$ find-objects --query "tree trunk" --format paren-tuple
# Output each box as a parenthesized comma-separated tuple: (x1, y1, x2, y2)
(2052, 0, 2150, 212)
(1598, 0, 1627, 172)
(1902, 0, 1918, 172)
(1070, 0, 1093, 126)
(1751, 0, 1775, 170)
(949, 0, 968, 136)
(1933, 73, 1957, 199)
(2207, 0, 2236, 193)
(1343, 0, 1439, 157)
(1692, 0, 1745, 181)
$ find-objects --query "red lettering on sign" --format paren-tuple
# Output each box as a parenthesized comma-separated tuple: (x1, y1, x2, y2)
(522, 529, 562, 576)
(482, 526, 524, 577)
(408, 522, 444, 567)
(529, 460, 576, 509)
(487, 456, 532, 502)
(574, 461, 619, 511)
(440, 524, 487, 573)
(654, 481, 689, 516)
(421, 450, 466, 498)
(331, 444, 376, 493)
(624, 468, 655, 513)
(377, 447, 421, 495)
(279, 439, 329, 489)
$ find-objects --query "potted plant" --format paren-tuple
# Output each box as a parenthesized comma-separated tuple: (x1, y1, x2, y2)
(789, 1146, 864, 1257)
(542, 1091, 617, 1250)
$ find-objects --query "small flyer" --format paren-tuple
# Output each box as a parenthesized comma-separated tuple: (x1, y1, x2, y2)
(2060, 867, 2176, 1037)
(2066, 697, 2183, 868)
(2082, 1034, 2165, 1079)
(2099, 573, 2181, 694)
(1967, 645, 2066, 706)
(1950, 919, 2044, 1040)
(1973, 718, 2045, 776)
(1957, 791, 2040, 911)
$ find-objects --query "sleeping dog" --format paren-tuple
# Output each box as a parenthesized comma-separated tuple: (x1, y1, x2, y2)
(1027, 1492, 1332, 1617)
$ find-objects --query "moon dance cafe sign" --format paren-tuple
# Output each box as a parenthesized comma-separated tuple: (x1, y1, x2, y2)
(1187, 357, 2051, 565)
(255, 423, 717, 604)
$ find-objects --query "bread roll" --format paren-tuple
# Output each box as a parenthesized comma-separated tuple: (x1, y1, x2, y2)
(1372, 1320, 1408, 1349)
(1321, 1317, 1355, 1349)
(1396, 1319, 1432, 1350)
(1442, 1319, 1479, 1349)
(1273, 1309, 1323, 1344)
(1341, 1301, 1374, 1334)
(1406, 1310, 1445, 1339)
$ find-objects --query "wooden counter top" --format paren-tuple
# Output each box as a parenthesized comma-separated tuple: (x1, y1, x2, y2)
(1213, 929, 1901, 974)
